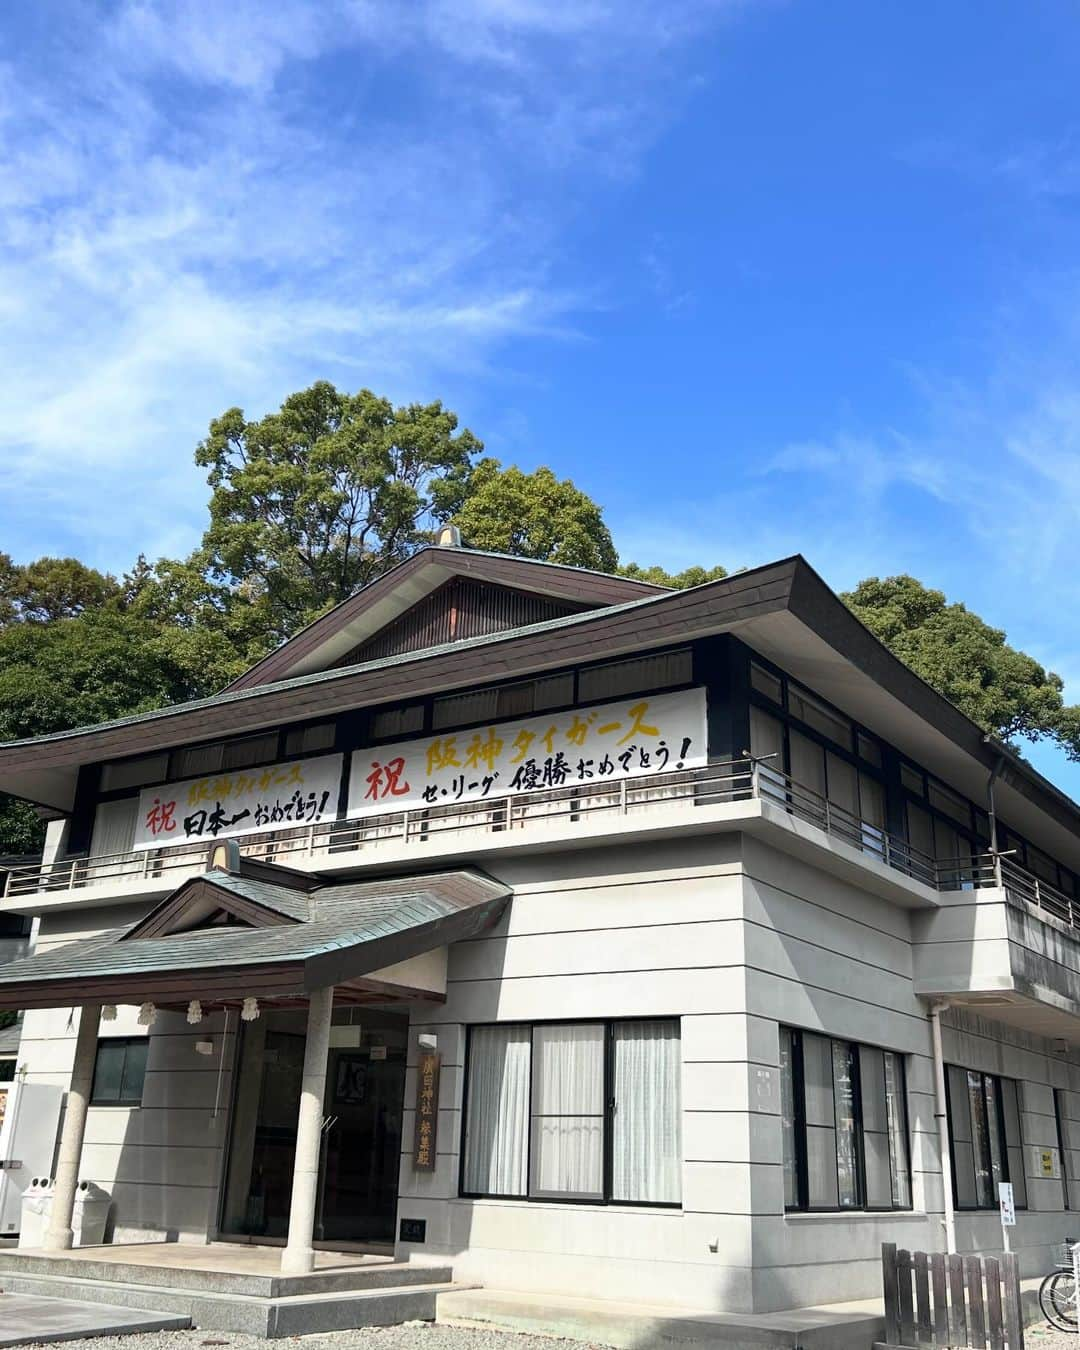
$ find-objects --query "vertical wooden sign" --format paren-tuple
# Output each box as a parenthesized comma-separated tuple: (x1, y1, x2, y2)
(413, 1051, 440, 1171)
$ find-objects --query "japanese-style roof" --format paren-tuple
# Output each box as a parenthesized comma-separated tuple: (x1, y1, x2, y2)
(0, 867, 510, 1010)
(0, 550, 1079, 875)
(229, 545, 667, 692)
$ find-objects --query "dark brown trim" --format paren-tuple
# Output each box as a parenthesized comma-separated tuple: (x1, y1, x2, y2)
(0, 961, 309, 1010)
(227, 547, 669, 691)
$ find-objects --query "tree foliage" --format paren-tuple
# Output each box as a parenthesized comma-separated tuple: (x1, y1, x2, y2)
(452, 459, 618, 572)
(0, 555, 120, 626)
(618, 561, 728, 589)
(191, 382, 481, 645)
(843, 575, 1080, 757)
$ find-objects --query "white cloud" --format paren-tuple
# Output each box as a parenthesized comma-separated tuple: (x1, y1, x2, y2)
(0, 1, 741, 568)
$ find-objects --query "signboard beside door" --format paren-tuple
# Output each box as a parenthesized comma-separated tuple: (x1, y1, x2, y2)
(413, 1051, 440, 1172)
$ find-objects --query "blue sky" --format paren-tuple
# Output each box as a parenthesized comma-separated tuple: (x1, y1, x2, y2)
(2, 1, 1080, 792)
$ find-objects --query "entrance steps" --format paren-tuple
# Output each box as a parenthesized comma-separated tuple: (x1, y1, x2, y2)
(0, 1249, 463, 1337)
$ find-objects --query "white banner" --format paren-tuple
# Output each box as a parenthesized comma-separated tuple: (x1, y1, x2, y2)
(133, 753, 344, 850)
(348, 687, 707, 818)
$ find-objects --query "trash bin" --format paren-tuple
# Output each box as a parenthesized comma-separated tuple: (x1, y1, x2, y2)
(72, 1181, 110, 1246)
(18, 1177, 53, 1248)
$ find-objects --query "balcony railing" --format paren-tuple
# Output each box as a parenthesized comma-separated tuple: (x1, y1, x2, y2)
(3, 759, 1077, 932)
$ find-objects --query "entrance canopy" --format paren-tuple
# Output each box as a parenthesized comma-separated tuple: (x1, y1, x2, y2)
(0, 859, 510, 1010)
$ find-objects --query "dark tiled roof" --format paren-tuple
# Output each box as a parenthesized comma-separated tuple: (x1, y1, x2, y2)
(0, 869, 510, 1004)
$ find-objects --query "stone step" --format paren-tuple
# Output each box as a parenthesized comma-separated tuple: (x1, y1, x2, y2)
(0, 1293, 190, 1349)
(0, 1251, 451, 1298)
(438, 1288, 887, 1350)
(1, 1270, 466, 1338)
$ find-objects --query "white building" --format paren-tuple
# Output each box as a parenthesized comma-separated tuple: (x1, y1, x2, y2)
(0, 546, 1078, 1320)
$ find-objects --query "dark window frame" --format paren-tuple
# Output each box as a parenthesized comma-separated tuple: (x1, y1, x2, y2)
(944, 1066, 1026, 1212)
(459, 1017, 682, 1210)
(1055, 1088, 1076, 1211)
(90, 1035, 148, 1108)
(781, 1026, 913, 1214)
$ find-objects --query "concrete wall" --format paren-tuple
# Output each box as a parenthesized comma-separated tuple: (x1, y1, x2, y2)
(394, 833, 1080, 1314)
(12, 827, 1080, 1311)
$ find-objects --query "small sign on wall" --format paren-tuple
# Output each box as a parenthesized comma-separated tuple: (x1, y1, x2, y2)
(1041, 1148, 1057, 1178)
(413, 1051, 440, 1171)
(998, 1181, 1015, 1227)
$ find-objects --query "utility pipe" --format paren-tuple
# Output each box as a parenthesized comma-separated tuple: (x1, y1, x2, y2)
(928, 999, 956, 1254)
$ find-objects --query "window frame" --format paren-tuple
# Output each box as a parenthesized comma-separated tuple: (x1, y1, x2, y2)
(944, 1066, 1026, 1212)
(90, 1035, 149, 1108)
(780, 1026, 913, 1215)
(459, 1017, 682, 1210)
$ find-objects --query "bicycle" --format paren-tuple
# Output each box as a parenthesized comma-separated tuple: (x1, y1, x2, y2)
(1040, 1240, 1080, 1331)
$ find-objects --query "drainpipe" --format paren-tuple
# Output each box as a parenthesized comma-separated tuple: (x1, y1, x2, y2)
(929, 999, 956, 1254)
(984, 743, 1007, 882)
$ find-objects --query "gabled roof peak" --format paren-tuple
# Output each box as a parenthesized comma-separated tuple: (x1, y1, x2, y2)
(228, 545, 668, 692)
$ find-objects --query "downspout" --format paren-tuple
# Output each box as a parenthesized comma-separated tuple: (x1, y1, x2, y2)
(929, 999, 956, 1254)
(984, 742, 1007, 880)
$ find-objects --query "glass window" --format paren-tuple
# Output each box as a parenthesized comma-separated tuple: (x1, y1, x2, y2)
(1056, 1089, 1078, 1210)
(749, 706, 786, 795)
(857, 732, 883, 769)
(371, 704, 425, 739)
(946, 1066, 1024, 1210)
(751, 662, 783, 704)
(790, 731, 826, 806)
(787, 685, 852, 750)
(530, 1024, 605, 1199)
(802, 1033, 838, 1208)
(779, 1029, 799, 1208)
(461, 1025, 530, 1196)
(173, 733, 279, 778)
(222, 732, 280, 770)
(578, 650, 692, 702)
(928, 780, 972, 829)
(462, 1019, 682, 1206)
(100, 754, 169, 792)
(832, 1041, 860, 1207)
(901, 763, 925, 796)
(284, 723, 336, 755)
(611, 1020, 682, 1204)
(780, 1028, 911, 1212)
(91, 1037, 148, 1106)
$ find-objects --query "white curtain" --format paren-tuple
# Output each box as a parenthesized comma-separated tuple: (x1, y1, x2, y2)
(612, 1019, 681, 1204)
(462, 1025, 530, 1195)
(89, 798, 141, 878)
(530, 1024, 605, 1198)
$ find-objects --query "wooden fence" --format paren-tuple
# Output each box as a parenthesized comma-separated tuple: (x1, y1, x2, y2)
(876, 1244, 1024, 1350)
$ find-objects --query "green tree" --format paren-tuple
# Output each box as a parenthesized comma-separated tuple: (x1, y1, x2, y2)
(617, 561, 728, 588)
(0, 555, 119, 625)
(452, 460, 618, 571)
(843, 575, 1080, 756)
(0, 608, 240, 744)
(0, 797, 43, 857)
(191, 382, 482, 645)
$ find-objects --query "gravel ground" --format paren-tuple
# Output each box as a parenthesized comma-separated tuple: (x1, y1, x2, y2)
(17, 1326, 615, 1350)
(1027, 1321, 1080, 1349)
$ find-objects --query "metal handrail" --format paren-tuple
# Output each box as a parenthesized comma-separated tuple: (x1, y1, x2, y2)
(4, 759, 1076, 929)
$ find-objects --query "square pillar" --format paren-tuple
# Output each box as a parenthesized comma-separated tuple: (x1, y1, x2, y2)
(281, 987, 334, 1275)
